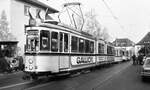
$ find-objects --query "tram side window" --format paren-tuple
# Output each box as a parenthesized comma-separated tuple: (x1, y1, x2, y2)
(71, 36, 78, 52)
(51, 32, 58, 52)
(116, 50, 118, 56)
(40, 30, 50, 51)
(85, 40, 90, 53)
(59, 32, 63, 52)
(64, 33, 68, 52)
(98, 43, 104, 54)
(107, 46, 110, 55)
(79, 38, 85, 53)
(112, 47, 115, 55)
(90, 41, 94, 53)
(107, 46, 113, 55)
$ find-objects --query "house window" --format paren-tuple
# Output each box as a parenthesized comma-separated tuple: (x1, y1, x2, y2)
(24, 5, 30, 16)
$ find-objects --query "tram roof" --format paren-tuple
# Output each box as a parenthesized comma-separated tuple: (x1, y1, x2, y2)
(29, 22, 96, 40)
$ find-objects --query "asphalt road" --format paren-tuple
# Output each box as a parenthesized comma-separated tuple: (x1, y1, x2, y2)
(0, 61, 149, 90)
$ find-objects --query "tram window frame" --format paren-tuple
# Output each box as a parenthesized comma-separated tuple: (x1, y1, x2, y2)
(51, 31, 58, 52)
(79, 38, 85, 53)
(40, 30, 50, 51)
(59, 32, 63, 52)
(64, 33, 69, 52)
(90, 41, 94, 53)
(71, 36, 78, 52)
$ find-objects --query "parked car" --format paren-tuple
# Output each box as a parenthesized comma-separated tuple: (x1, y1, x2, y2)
(141, 56, 150, 80)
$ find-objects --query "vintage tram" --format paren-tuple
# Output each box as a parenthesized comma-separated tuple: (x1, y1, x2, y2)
(24, 20, 115, 79)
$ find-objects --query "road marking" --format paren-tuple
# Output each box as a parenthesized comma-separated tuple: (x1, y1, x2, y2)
(0, 81, 32, 90)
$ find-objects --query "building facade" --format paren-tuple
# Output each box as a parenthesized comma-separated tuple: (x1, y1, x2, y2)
(0, 0, 58, 55)
(113, 38, 135, 58)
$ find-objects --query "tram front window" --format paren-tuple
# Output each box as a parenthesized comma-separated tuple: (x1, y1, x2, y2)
(26, 36, 39, 52)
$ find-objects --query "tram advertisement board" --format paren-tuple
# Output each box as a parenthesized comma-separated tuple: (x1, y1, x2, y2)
(71, 56, 96, 65)
(97, 56, 105, 62)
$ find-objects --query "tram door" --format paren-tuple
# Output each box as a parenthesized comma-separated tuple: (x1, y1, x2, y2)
(58, 32, 70, 71)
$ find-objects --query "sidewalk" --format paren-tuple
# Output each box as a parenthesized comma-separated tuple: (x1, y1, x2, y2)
(0, 71, 24, 79)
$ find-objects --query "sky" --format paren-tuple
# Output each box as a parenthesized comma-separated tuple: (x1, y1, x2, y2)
(39, 0, 150, 43)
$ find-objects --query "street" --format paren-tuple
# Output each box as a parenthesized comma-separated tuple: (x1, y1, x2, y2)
(0, 61, 149, 90)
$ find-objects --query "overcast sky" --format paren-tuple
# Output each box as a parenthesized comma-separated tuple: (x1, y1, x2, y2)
(41, 0, 150, 43)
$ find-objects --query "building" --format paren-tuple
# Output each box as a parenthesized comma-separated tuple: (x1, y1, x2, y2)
(113, 38, 135, 58)
(113, 38, 135, 47)
(136, 32, 150, 56)
(0, 0, 58, 55)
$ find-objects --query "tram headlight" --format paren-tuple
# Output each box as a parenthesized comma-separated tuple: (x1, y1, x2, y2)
(29, 59, 33, 64)
(29, 65, 33, 70)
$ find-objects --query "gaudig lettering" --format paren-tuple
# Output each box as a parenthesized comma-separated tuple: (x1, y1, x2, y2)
(77, 57, 93, 64)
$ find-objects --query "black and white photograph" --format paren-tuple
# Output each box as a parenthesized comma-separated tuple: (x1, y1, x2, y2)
(0, 0, 150, 90)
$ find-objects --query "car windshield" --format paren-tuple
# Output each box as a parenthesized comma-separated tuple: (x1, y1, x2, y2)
(144, 59, 150, 66)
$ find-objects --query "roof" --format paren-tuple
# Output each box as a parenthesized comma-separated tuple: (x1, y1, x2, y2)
(17, 0, 59, 13)
(137, 32, 150, 45)
(113, 38, 135, 47)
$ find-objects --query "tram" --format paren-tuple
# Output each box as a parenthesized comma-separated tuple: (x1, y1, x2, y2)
(114, 47, 124, 63)
(24, 20, 115, 79)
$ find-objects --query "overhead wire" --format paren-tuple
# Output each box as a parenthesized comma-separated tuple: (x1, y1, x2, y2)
(101, 0, 125, 31)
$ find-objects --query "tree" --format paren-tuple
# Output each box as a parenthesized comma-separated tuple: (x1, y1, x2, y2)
(76, 10, 110, 41)
(0, 10, 16, 41)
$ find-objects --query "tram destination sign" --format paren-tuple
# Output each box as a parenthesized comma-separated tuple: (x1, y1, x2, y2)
(27, 30, 38, 35)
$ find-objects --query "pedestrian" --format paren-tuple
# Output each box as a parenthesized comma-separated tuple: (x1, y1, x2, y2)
(132, 54, 136, 65)
(137, 53, 144, 65)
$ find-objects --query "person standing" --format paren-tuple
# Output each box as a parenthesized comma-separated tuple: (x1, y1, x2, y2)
(132, 54, 136, 65)
(137, 53, 144, 65)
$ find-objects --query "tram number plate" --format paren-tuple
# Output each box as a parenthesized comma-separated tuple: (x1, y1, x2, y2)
(71, 56, 95, 65)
